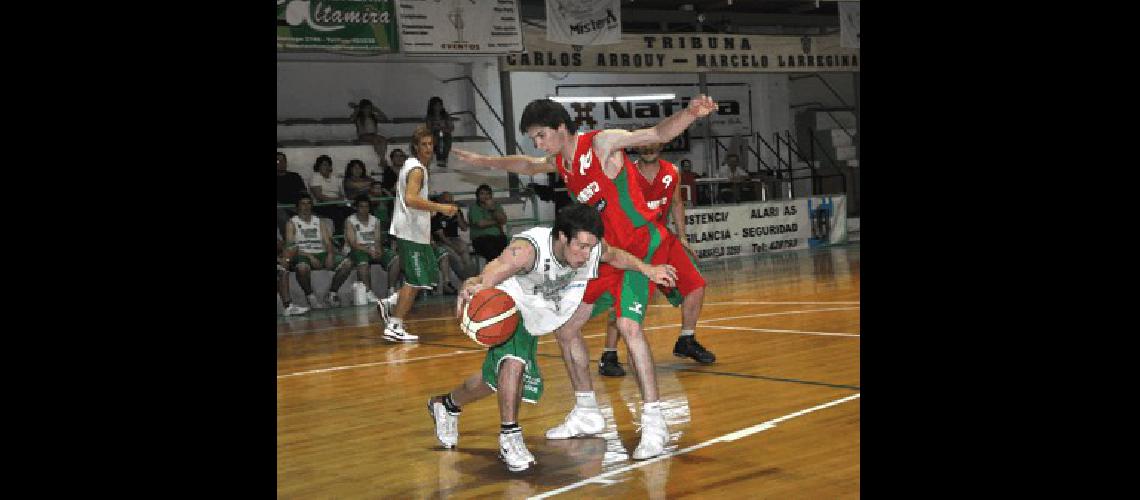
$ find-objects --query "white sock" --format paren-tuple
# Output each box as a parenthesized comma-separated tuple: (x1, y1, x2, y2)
(679, 329, 695, 337)
(642, 401, 663, 416)
(603, 347, 618, 353)
(575, 391, 598, 409)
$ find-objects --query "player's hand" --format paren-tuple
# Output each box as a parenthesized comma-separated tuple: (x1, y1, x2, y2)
(455, 277, 487, 318)
(644, 264, 678, 288)
(439, 204, 459, 217)
(686, 94, 718, 118)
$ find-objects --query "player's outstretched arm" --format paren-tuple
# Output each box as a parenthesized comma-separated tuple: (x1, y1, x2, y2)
(455, 239, 536, 317)
(453, 148, 557, 175)
(594, 94, 718, 154)
(599, 241, 678, 288)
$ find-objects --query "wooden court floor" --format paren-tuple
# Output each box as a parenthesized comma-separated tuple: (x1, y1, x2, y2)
(277, 243, 860, 498)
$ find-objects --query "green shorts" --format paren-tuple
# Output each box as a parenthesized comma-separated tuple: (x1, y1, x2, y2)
(396, 238, 438, 289)
(290, 252, 345, 269)
(349, 248, 396, 269)
(481, 318, 543, 404)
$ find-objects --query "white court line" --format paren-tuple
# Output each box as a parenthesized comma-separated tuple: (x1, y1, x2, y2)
(700, 325, 860, 338)
(528, 393, 862, 500)
(276, 350, 479, 379)
(281, 302, 861, 334)
(277, 307, 860, 379)
(651, 300, 859, 308)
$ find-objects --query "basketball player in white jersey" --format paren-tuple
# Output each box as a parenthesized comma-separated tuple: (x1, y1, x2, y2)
(284, 193, 355, 309)
(426, 204, 677, 472)
(378, 125, 460, 342)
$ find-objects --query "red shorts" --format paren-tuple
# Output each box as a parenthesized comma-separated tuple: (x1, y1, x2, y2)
(650, 232, 706, 298)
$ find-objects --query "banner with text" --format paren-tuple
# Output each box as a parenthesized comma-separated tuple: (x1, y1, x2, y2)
(545, 0, 622, 46)
(682, 196, 847, 261)
(276, 0, 398, 53)
(554, 83, 751, 140)
(396, 0, 523, 54)
(503, 27, 859, 73)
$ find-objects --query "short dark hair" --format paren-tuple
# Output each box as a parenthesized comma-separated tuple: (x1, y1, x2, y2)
(354, 193, 371, 207)
(553, 203, 604, 242)
(520, 98, 576, 135)
(313, 155, 332, 172)
(297, 192, 313, 206)
(476, 184, 493, 197)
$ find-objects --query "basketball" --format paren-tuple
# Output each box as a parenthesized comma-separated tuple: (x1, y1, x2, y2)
(460, 288, 520, 347)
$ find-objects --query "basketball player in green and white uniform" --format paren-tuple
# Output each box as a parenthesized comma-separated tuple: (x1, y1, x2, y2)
(376, 125, 460, 342)
(284, 193, 354, 309)
(345, 193, 397, 304)
(426, 203, 677, 472)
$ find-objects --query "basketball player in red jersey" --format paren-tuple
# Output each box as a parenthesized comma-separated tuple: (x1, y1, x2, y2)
(598, 142, 714, 378)
(453, 95, 717, 460)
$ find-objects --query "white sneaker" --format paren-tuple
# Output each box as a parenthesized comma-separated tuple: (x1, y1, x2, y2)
(282, 303, 309, 316)
(383, 323, 419, 342)
(308, 293, 326, 309)
(327, 291, 341, 308)
(499, 431, 536, 472)
(631, 411, 669, 460)
(365, 290, 380, 304)
(545, 406, 605, 439)
(426, 397, 458, 448)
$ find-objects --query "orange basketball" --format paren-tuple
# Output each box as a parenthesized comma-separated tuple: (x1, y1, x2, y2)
(460, 288, 520, 347)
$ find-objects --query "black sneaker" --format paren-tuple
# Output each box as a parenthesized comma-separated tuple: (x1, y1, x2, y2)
(598, 351, 626, 377)
(674, 336, 716, 364)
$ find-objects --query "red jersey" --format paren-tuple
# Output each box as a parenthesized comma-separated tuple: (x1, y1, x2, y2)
(634, 159, 679, 223)
(556, 131, 665, 257)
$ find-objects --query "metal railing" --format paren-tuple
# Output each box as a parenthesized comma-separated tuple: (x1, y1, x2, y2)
(451, 111, 504, 156)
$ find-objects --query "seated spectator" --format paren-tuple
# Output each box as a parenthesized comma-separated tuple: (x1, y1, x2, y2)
(342, 159, 374, 200)
(309, 155, 354, 237)
(431, 191, 474, 282)
(366, 181, 403, 295)
(284, 194, 355, 309)
(426, 96, 454, 169)
(345, 194, 397, 304)
(381, 149, 404, 195)
(277, 152, 308, 235)
(468, 184, 510, 262)
(279, 228, 309, 316)
(716, 154, 755, 204)
(349, 98, 390, 167)
(678, 158, 700, 206)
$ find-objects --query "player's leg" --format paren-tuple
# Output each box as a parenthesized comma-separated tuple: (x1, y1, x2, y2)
(598, 313, 626, 376)
(546, 301, 605, 439)
(292, 254, 321, 308)
(326, 254, 353, 308)
(663, 237, 715, 363)
(611, 269, 670, 460)
(385, 239, 438, 342)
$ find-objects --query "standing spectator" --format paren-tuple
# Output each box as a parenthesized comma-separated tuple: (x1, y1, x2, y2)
(716, 154, 754, 204)
(349, 98, 390, 167)
(342, 159, 373, 200)
(431, 191, 474, 282)
(468, 184, 510, 262)
(426, 96, 454, 169)
(309, 155, 353, 237)
(277, 152, 308, 235)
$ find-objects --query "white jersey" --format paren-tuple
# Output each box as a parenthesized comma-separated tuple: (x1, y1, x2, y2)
(290, 215, 325, 254)
(390, 158, 431, 244)
(496, 227, 603, 335)
(346, 213, 379, 247)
